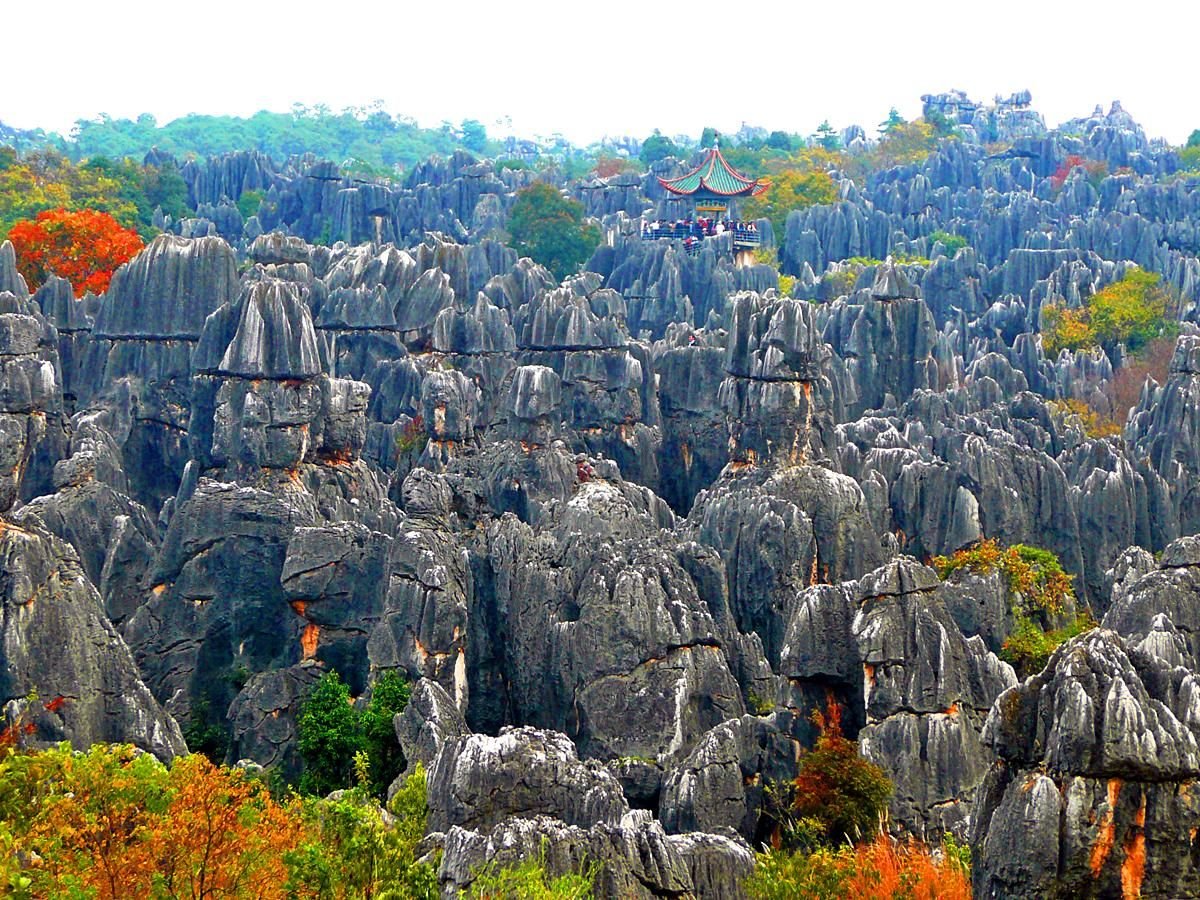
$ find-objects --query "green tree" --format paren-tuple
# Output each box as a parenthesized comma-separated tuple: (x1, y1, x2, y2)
(507, 182, 601, 281)
(237, 189, 264, 220)
(742, 167, 838, 238)
(639, 129, 680, 166)
(141, 163, 190, 221)
(285, 765, 438, 900)
(812, 121, 841, 151)
(1042, 269, 1176, 357)
(466, 843, 595, 899)
(766, 130, 795, 152)
(929, 229, 968, 255)
(461, 119, 489, 154)
(297, 671, 364, 797)
(699, 127, 719, 149)
(361, 670, 412, 796)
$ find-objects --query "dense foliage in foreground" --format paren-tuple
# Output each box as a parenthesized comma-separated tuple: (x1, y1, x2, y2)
(0, 742, 437, 899)
(745, 834, 972, 900)
(0, 740, 595, 900)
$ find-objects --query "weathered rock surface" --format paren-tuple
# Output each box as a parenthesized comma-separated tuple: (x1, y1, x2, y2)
(973, 629, 1200, 898)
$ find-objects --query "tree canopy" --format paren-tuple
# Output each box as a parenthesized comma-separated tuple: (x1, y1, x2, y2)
(507, 182, 601, 281)
(0, 147, 187, 241)
(741, 148, 842, 237)
(639, 130, 681, 166)
(62, 107, 498, 173)
(1042, 269, 1177, 357)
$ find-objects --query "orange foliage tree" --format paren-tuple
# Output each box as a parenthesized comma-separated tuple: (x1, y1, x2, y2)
(3, 744, 305, 900)
(7, 207, 143, 297)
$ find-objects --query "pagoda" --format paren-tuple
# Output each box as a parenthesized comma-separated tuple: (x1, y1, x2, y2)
(643, 142, 768, 262)
(658, 141, 768, 220)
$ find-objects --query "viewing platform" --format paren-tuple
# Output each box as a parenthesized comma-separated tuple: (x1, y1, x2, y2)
(641, 222, 761, 256)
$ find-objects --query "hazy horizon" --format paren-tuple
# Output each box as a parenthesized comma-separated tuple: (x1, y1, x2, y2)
(7, 0, 1196, 146)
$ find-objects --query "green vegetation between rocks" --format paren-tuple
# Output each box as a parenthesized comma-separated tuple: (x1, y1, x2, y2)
(507, 182, 601, 281)
(297, 669, 412, 798)
(934, 539, 1096, 676)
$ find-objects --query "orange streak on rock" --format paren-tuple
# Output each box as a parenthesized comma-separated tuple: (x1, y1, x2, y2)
(301, 623, 319, 659)
(290, 600, 307, 617)
(1090, 778, 1122, 877)
(1120, 792, 1146, 900)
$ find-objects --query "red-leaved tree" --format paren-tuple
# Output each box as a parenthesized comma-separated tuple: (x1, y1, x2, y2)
(7, 208, 143, 297)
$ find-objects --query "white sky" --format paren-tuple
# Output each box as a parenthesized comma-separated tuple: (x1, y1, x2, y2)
(5, 0, 1197, 146)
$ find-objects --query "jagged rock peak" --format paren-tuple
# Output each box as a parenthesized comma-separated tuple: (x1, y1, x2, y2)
(194, 277, 322, 379)
(93, 234, 238, 339)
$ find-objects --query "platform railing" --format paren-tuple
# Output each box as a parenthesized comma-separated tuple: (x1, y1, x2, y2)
(640, 225, 761, 252)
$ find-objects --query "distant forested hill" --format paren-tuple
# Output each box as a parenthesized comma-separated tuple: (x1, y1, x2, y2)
(7, 105, 500, 175)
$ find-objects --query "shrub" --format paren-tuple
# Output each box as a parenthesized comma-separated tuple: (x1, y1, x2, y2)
(237, 189, 264, 220)
(792, 702, 891, 846)
(465, 845, 595, 899)
(0, 744, 304, 900)
(395, 414, 425, 457)
(182, 696, 230, 763)
(639, 130, 680, 166)
(1, 742, 439, 900)
(1001, 611, 1097, 677)
(929, 230, 968, 256)
(742, 167, 838, 239)
(1102, 335, 1176, 422)
(1043, 270, 1177, 357)
(821, 267, 861, 300)
(935, 539, 1093, 677)
(1050, 154, 1108, 190)
(592, 156, 640, 178)
(286, 764, 437, 900)
(1049, 398, 1122, 439)
(744, 833, 972, 900)
(361, 670, 412, 796)
(933, 539, 1074, 617)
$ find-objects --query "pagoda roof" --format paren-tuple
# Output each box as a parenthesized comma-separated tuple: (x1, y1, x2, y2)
(658, 145, 767, 198)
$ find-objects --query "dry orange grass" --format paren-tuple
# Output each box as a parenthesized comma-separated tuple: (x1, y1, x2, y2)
(845, 834, 973, 900)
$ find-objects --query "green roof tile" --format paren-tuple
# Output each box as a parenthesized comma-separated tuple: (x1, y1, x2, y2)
(658, 146, 766, 198)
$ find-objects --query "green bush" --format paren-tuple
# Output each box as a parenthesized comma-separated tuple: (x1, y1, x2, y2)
(362, 670, 412, 796)
(1001, 612, 1097, 677)
(1043, 269, 1178, 357)
(296, 669, 412, 798)
(507, 182, 601, 281)
(930, 229, 968, 255)
(182, 696, 229, 763)
(639, 130, 680, 166)
(285, 764, 438, 900)
(465, 846, 595, 899)
(933, 539, 1074, 618)
(236, 189, 264, 220)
